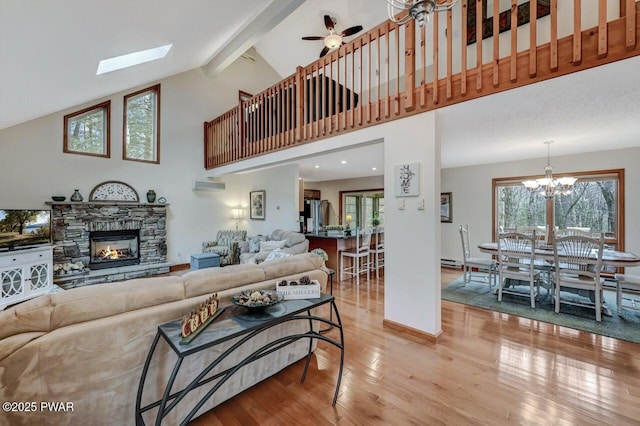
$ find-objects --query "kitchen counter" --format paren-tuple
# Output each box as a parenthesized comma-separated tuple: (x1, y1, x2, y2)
(306, 235, 357, 280)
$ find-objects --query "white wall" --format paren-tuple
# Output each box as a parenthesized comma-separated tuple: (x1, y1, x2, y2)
(305, 175, 384, 225)
(441, 146, 640, 274)
(0, 54, 282, 264)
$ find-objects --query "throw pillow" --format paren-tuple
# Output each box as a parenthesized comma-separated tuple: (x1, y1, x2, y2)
(249, 235, 268, 253)
(263, 248, 292, 262)
(259, 240, 286, 252)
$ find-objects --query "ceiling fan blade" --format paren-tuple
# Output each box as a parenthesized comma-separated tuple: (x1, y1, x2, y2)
(319, 46, 330, 58)
(302, 36, 324, 40)
(324, 15, 335, 31)
(341, 25, 363, 37)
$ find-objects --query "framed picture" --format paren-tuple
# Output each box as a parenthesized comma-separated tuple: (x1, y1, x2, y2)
(466, 0, 551, 45)
(395, 163, 419, 197)
(441, 192, 452, 223)
(250, 190, 265, 220)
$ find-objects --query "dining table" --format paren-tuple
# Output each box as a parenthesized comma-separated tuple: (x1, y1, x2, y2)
(477, 242, 640, 268)
(478, 241, 640, 316)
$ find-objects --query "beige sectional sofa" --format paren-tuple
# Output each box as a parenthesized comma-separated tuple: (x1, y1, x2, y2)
(239, 229, 309, 264)
(0, 253, 328, 425)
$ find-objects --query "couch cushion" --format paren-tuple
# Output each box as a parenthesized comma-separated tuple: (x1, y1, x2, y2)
(182, 263, 266, 299)
(49, 276, 186, 329)
(259, 240, 286, 252)
(270, 229, 306, 248)
(0, 295, 53, 340)
(263, 248, 293, 263)
(249, 235, 268, 253)
(259, 252, 324, 280)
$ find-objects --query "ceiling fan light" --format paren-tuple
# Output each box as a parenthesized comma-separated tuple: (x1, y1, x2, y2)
(324, 33, 343, 49)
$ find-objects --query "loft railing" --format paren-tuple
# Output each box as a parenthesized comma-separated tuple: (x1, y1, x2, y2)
(205, 0, 639, 170)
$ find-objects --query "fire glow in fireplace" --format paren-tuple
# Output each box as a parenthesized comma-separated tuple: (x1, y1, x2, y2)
(89, 230, 140, 270)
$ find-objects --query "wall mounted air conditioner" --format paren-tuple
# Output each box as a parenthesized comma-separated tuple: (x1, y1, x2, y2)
(192, 180, 225, 191)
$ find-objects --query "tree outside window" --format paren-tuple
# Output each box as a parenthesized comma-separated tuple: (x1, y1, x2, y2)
(63, 101, 110, 158)
(123, 84, 160, 164)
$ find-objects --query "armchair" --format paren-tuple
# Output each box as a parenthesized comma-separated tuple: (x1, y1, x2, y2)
(202, 230, 247, 266)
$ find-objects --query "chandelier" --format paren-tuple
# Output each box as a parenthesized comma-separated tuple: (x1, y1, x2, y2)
(386, 0, 458, 27)
(522, 141, 577, 198)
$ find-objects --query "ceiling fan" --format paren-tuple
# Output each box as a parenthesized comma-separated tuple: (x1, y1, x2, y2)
(302, 15, 363, 58)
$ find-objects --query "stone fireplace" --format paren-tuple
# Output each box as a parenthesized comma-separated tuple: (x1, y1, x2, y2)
(49, 201, 170, 289)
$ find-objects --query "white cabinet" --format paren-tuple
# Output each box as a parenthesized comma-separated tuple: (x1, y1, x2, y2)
(0, 246, 53, 310)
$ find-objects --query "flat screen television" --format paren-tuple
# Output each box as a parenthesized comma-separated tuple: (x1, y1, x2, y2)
(0, 209, 52, 252)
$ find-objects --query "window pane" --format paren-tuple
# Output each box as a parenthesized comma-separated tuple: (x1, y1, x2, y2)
(554, 179, 617, 238)
(496, 185, 546, 231)
(124, 85, 159, 163)
(63, 101, 110, 157)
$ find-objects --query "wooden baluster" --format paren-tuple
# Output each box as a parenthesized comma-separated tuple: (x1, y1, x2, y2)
(329, 57, 335, 133)
(492, 0, 499, 87)
(625, 0, 636, 49)
(421, 23, 427, 106)
(476, 0, 483, 90)
(295, 66, 303, 142)
(550, 0, 558, 71)
(203, 122, 209, 168)
(433, 10, 439, 105)
(530, 0, 538, 77)
(377, 26, 381, 121)
(461, 0, 467, 96)
(386, 22, 391, 118)
(405, 19, 416, 111)
(510, 0, 517, 82)
(573, 0, 582, 64)
(359, 37, 363, 126)
(395, 23, 400, 115)
(350, 44, 355, 127)
(446, 9, 453, 99)
(367, 31, 373, 123)
(598, 0, 607, 58)
(342, 49, 347, 130)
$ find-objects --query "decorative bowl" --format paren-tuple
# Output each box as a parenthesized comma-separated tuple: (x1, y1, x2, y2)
(52, 196, 66, 202)
(231, 289, 283, 310)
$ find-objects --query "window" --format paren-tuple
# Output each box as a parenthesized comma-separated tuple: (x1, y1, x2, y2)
(63, 101, 110, 157)
(340, 190, 385, 229)
(123, 84, 160, 163)
(493, 169, 625, 251)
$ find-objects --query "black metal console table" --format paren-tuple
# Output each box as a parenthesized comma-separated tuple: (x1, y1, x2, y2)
(135, 293, 344, 426)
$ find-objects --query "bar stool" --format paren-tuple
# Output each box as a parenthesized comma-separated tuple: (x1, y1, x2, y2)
(369, 227, 384, 280)
(614, 274, 640, 315)
(340, 229, 371, 286)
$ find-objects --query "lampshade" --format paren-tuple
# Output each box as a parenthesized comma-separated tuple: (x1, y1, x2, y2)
(345, 214, 353, 222)
(324, 33, 343, 49)
(231, 208, 243, 219)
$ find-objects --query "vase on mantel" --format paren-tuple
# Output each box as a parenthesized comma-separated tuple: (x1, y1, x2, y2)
(70, 189, 83, 202)
(146, 190, 156, 203)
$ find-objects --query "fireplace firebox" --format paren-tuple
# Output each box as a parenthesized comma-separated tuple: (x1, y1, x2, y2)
(89, 230, 140, 270)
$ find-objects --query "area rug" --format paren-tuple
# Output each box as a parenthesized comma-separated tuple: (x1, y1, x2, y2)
(442, 275, 640, 345)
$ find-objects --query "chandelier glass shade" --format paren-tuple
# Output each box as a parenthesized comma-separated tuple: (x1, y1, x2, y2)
(386, 0, 458, 27)
(522, 141, 577, 198)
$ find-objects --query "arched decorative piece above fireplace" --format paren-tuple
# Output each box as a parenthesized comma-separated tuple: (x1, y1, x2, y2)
(89, 180, 139, 202)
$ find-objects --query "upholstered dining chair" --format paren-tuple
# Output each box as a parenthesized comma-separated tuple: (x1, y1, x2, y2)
(496, 231, 541, 308)
(552, 233, 605, 321)
(340, 228, 371, 286)
(459, 224, 496, 290)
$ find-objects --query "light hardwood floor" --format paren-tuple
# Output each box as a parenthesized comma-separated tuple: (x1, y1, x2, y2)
(192, 269, 640, 425)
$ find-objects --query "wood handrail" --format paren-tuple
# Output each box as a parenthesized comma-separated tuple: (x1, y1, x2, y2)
(205, 1, 640, 170)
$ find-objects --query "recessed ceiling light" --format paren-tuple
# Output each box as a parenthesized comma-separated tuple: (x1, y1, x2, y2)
(97, 44, 173, 75)
(372, 167, 377, 171)
(314, 165, 320, 168)
(341, 160, 347, 164)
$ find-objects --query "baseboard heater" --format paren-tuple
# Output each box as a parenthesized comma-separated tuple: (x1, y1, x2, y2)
(441, 258, 462, 269)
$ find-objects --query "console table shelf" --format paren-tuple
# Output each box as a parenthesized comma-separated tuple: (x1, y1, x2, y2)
(135, 293, 344, 426)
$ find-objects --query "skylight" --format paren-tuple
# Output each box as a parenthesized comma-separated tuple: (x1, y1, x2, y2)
(96, 44, 173, 75)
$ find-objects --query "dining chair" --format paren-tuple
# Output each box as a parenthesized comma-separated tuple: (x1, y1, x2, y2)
(555, 228, 592, 238)
(340, 228, 371, 286)
(497, 231, 541, 308)
(614, 273, 640, 315)
(552, 233, 605, 321)
(369, 226, 384, 280)
(459, 224, 496, 290)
